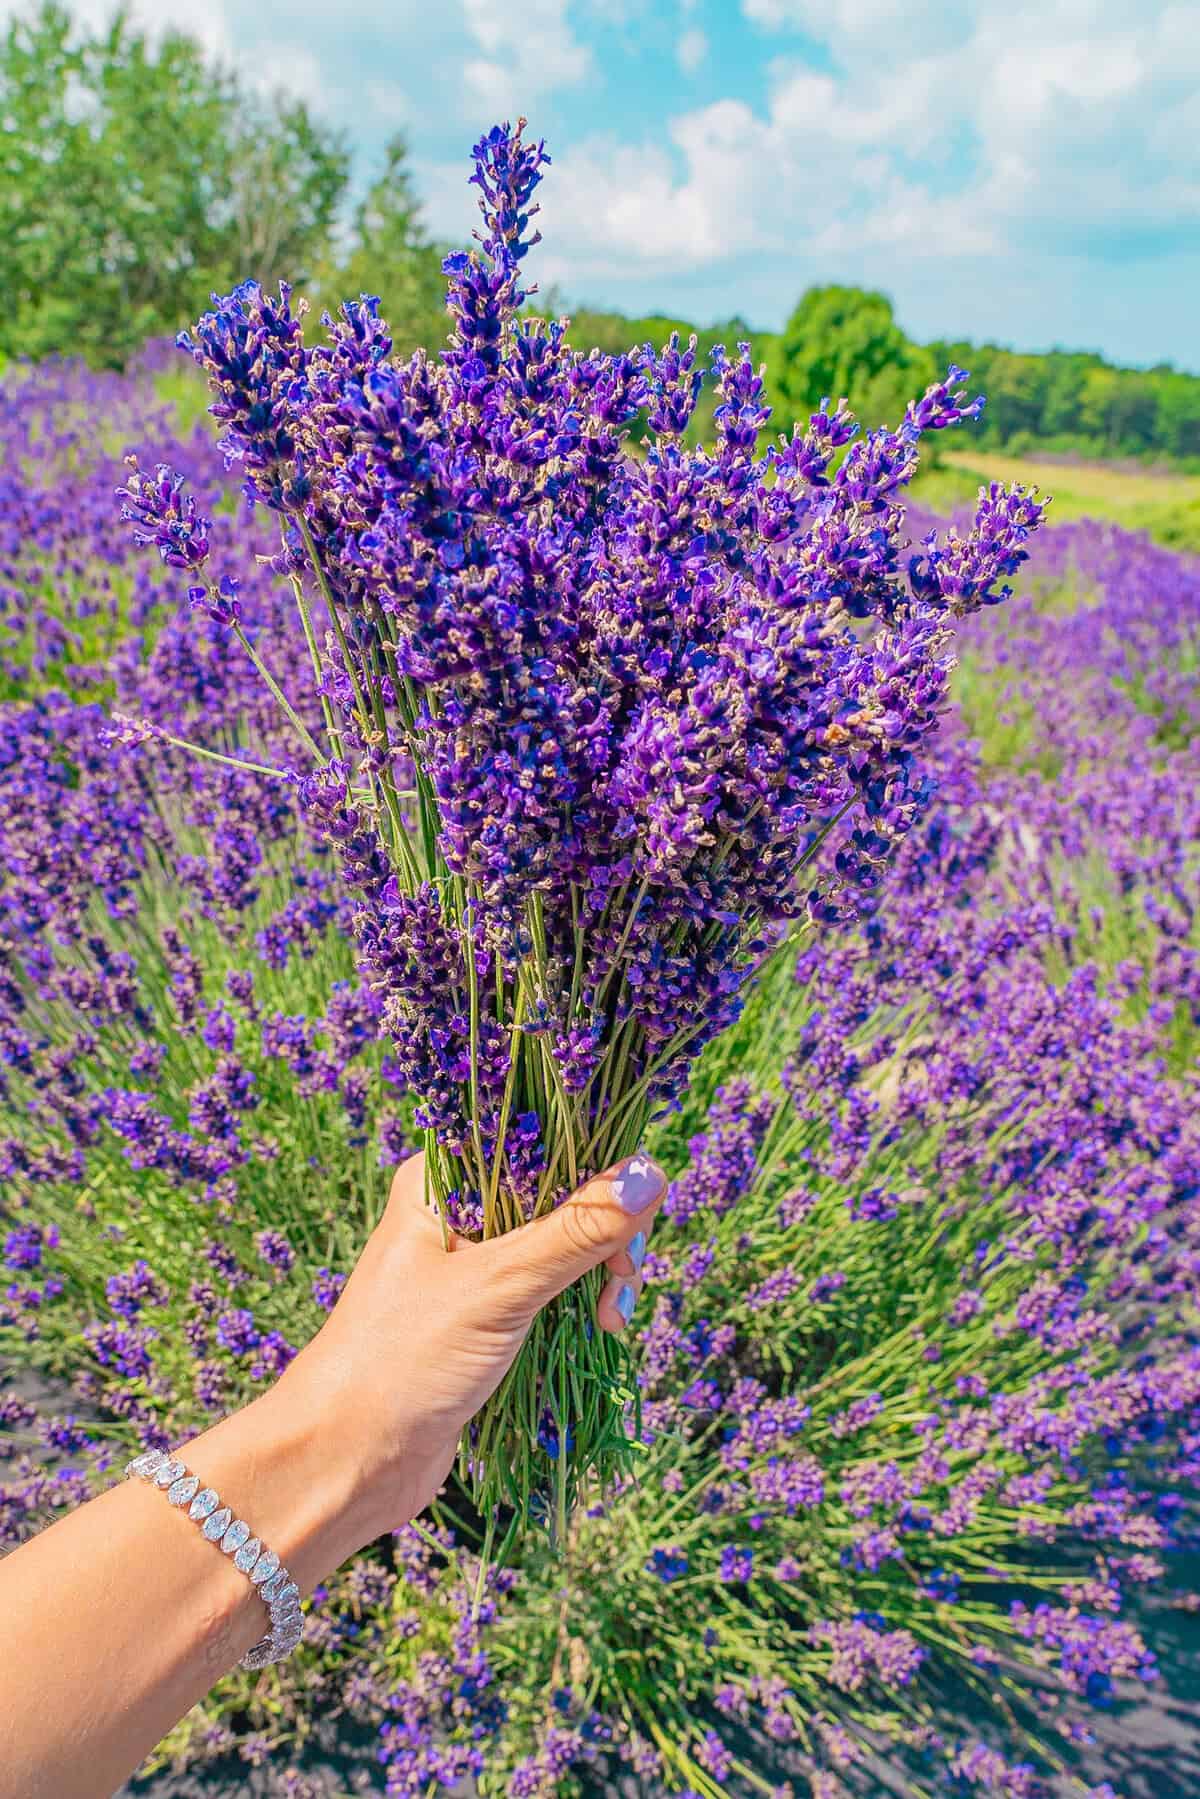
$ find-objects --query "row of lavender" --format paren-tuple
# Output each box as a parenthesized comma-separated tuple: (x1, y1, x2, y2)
(1, 343, 1198, 1799)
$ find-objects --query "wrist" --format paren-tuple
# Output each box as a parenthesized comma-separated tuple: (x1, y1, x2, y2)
(180, 1376, 370, 1597)
(270, 1341, 458, 1547)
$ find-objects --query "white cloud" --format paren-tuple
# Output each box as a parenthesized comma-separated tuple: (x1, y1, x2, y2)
(10, 0, 1198, 363)
(525, 0, 1200, 317)
(962, 10, 1200, 246)
(377, 0, 1200, 368)
(461, 0, 591, 113)
(677, 25, 707, 73)
(531, 67, 997, 298)
(740, 0, 1200, 248)
(742, 0, 971, 58)
(247, 43, 325, 106)
(2, 0, 594, 136)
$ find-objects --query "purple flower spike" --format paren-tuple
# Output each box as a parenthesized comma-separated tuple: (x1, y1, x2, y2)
(115, 458, 211, 571)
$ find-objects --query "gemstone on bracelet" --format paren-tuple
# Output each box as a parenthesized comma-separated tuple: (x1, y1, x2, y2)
(167, 1475, 200, 1507)
(240, 1634, 275, 1672)
(221, 1519, 251, 1555)
(275, 1614, 303, 1652)
(271, 1581, 300, 1613)
(126, 1450, 164, 1478)
(153, 1458, 185, 1488)
(272, 1596, 301, 1627)
(234, 1536, 262, 1573)
(189, 1488, 219, 1522)
(260, 1567, 288, 1602)
(249, 1549, 279, 1586)
(202, 1505, 233, 1542)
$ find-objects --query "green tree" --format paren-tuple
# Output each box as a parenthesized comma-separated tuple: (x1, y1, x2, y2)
(1038, 352, 1091, 442)
(1078, 367, 1121, 452)
(975, 351, 1044, 445)
(0, 2, 349, 365)
(1156, 371, 1200, 461)
(228, 100, 349, 300)
(925, 336, 1200, 464)
(768, 285, 935, 432)
(1103, 373, 1159, 454)
(321, 134, 448, 356)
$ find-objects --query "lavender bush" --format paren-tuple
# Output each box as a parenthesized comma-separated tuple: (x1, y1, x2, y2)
(119, 119, 1047, 1525)
(2, 154, 1198, 1799)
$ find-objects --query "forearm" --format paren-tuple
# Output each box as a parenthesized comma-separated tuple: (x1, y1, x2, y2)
(0, 1373, 365, 1799)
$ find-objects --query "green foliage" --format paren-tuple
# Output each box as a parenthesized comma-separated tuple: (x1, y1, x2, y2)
(0, 841, 395, 1391)
(767, 284, 936, 433)
(0, 2, 350, 365)
(752, 279, 1200, 467)
(223, 96, 349, 303)
(929, 335, 1200, 465)
(317, 133, 450, 358)
(0, 8, 463, 378)
(1036, 850, 1200, 1077)
(6, 0, 1195, 482)
(1122, 490, 1200, 554)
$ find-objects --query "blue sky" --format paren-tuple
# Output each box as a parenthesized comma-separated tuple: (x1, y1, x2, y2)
(29, 0, 1200, 370)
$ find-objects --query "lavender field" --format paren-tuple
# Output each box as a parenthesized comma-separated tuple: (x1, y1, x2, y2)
(1, 299, 1198, 1799)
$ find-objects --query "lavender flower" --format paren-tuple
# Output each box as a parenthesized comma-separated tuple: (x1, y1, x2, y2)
(147, 121, 1047, 1524)
(115, 458, 211, 571)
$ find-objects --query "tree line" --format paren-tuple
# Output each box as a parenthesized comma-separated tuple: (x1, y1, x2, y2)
(768, 286, 1200, 464)
(4, 3, 1197, 465)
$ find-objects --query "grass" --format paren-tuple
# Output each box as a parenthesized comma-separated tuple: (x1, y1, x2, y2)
(911, 447, 1200, 553)
(150, 364, 222, 438)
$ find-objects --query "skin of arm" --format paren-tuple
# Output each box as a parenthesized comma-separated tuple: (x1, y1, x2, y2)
(0, 1148, 665, 1799)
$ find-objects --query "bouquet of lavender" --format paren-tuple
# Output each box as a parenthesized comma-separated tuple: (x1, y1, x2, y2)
(121, 120, 1045, 1528)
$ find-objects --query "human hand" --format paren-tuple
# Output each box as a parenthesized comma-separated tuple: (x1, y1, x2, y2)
(270, 1149, 667, 1564)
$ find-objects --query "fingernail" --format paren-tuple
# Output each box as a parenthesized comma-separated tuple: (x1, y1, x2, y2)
(611, 1153, 664, 1215)
(615, 1283, 637, 1325)
(628, 1230, 646, 1272)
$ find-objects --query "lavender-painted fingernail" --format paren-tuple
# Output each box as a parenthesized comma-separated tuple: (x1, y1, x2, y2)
(615, 1283, 636, 1325)
(611, 1154, 664, 1215)
(628, 1230, 646, 1272)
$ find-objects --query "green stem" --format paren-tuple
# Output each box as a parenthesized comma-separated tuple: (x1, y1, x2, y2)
(232, 624, 323, 763)
(287, 541, 345, 764)
(133, 727, 293, 781)
(295, 516, 375, 749)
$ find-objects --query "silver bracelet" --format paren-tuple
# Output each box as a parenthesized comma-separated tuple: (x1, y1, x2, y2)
(124, 1447, 304, 1670)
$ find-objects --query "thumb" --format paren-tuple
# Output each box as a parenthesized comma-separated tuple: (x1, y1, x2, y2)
(483, 1153, 667, 1315)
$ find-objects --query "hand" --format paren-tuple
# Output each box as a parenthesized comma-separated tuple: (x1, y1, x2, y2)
(272, 1148, 667, 1559)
